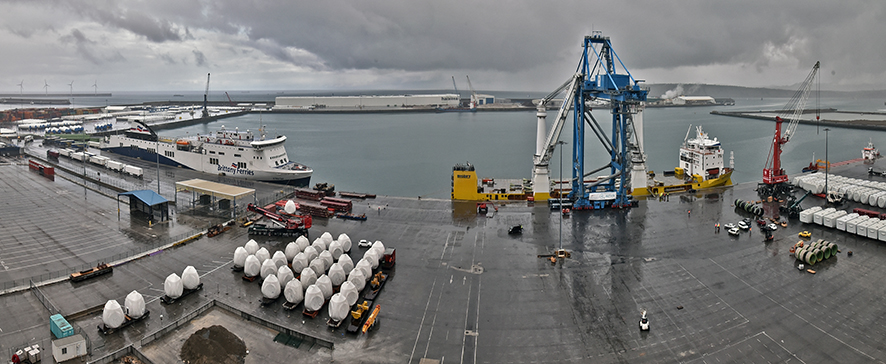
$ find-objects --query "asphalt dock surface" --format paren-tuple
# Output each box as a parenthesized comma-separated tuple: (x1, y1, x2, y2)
(1, 150, 886, 363)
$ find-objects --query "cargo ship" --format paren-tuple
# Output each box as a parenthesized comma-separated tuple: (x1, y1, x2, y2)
(102, 122, 312, 185)
(633, 125, 733, 196)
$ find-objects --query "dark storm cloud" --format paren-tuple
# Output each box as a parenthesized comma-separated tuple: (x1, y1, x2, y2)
(192, 50, 207, 67)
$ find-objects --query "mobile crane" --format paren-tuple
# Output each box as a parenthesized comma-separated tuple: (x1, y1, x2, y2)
(759, 61, 820, 198)
(202, 73, 210, 118)
(247, 203, 312, 237)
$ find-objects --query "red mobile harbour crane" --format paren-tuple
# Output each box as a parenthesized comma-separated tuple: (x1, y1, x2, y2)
(758, 61, 820, 199)
(247, 203, 312, 237)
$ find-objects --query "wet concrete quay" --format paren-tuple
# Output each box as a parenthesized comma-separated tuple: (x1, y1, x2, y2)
(1, 151, 886, 363)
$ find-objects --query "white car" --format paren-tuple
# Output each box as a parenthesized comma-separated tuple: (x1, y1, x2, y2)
(724, 223, 736, 229)
(639, 310, 649, 331)
(728, 227, 740, 236)
(767, 223, 778, 231)
(358, 239, 371, 248)
(737, 221, 749, 230)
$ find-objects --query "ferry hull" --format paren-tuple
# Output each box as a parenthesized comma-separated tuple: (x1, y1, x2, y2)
(633, 169, 733, 197)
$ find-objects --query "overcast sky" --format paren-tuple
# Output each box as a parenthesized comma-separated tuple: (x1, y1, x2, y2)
(2, 0, 883, 93)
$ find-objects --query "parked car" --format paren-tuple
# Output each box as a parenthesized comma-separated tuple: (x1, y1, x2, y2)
(767, 223, 778, 231)
(728, 227, 740, 236)
(738, 221, 749, 230)
(724, 223, 736, 229)
(358, 239, 371, 248)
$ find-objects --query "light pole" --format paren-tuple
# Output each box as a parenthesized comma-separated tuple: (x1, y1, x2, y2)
(557, 140, 567, 250)
(824, 128, 829, 196)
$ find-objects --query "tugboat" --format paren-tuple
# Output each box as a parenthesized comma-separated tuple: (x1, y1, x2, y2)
(638, 125, 733, 196)
(863, 138, 880, 162)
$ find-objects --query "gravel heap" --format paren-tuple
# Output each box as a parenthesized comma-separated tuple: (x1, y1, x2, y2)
(180, 325, 247, 364)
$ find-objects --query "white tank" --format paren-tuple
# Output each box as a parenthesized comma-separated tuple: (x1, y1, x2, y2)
(338, 233, 352, 252)
(164, 273, 183, 298)
(260, 259, 277, 279)
(284, 279, 304, 304)
(291, 252, 309, 274)
(320, 231, 334, 246)
(245, 239, 259, 255)
(277, 265, 294, 287)
(371, 240, 386, 257)
(348, 269, 366, 291)
(356, 258, 373, 280)
(328, 293, 349, 322)
(296, 235, 310, 252)
(340, 281, 358, 306)
(311, 237, 327, 252)
(304, 285, 324, 312)
(328, 240, 344, 260)
(124, 291, 146, 319)
(316, 274, 333, 299)
(304, 246, 319, 262)
(255, 247, 270, 263)
(233, 246, 248, 269)
(319, 250, 334, 270)
(102, 300, 125, 329)
(309, 258, 326, 275)
(284, 242, 299, 262)
(284, 199, 297, 214)
(244, 254, 261, 277)
(261, 274, 281, 299)
(339, 254, 354, 275)
(328, 263, 346, 286)
(300, 267, 318, 287)
(272, 251, 288, 269)
(364, 249, 380, 269)
(181, 266, 200, 290)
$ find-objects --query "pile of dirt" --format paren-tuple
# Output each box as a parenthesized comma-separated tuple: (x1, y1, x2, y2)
(180, 325, 247, 364)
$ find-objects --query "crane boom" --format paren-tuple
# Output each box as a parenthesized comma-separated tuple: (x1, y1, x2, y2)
(535, 74, 581, 166)
(451, 76, 459, 95)
(202, 73, 211, 118)
(466, 75, 477, 106)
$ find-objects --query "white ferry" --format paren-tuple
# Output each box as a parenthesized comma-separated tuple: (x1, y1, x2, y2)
(103, 122, 312, 185)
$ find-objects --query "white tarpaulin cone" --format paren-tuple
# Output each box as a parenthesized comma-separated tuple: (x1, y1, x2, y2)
(309, 258, 326, 275)
(338, 233, 352, 252)
(311, 237, 326, 252)
(319, 250, 334, 270)
(181, 266, 200, 290)
(339, 254, 354, 275)
(291, 252, 308, 274)
(348, 269, 366, 291)
(260, 259, 277, 279)
(124, 290, 146, 319)
(363, 250, 380, 269)
(284, 200, 297, 214)
(328, 240, 344, 260)
(277, 265, 294, 287)
(284, 242, 299, 262)
(355, 259, 372, 281)
(245, 239, 259, 255)
(340, 281, 358, 306)
(320, 231, 334, 246)
(316, 274, 333, 300)
(296, 235, 310, 252)
(328, 293, 348, 322)
(284, 279, 304, 304)
(102, 300, 125, 329)
(304, 246, 319, 262)
(164, 273, 183, 298)
(244, 255, 260, 277)
(272, 251, 287, 269)
(328, 263, 346, 286)
(233, 246, 248, 268)
(304, 285, 324, 312)
(371, 240, 385, 257)
(255, 247, 270, 263)
(261, 274, 281, 299)
(300, 267, 318, 287)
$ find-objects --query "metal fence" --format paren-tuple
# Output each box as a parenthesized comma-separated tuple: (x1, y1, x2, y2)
(87, 344, 155, 364)
(28, 279, 93, 357)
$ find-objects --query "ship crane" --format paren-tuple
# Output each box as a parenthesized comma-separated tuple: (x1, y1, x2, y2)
(759, 61, 820, 198)
(532, 32, 648, 209)
(465, 75, 478, 109)
(202, 73, 211, 118)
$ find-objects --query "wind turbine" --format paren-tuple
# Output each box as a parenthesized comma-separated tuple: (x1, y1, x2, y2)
(92, 80, 97, 96)
(17, 80, 22, 95)
(43, 80, 49, 95)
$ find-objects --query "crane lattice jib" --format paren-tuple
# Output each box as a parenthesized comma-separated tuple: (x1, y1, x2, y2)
(779, 61, 820, 142)
(536, 74, 581, 166)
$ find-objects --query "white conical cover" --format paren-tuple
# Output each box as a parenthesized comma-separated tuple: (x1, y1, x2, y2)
(316, 274, 333, 299)
(309, 258, 326, 275)
(340, 281, 358, 306)
(339, 254, 354, 275)
(255, 247, 270, 263)
(124, 291, 146, 319)
(338, 233, 352, 252)
(260, 259, 277, 279)
(355, 259, 372, 280)
(321, 231, 334, 246)
(277, 265, 294, 287)
(272, 251, 287, 269)
(233, 246, 248, 268)
(328, 293, 349, 321)
(304, 284, 324, 311)
(261, 274, 281, 299)
(296, 235, 310, 252)
(371, 240, 385, 257)
(291, 252, 308, 274)
(102, 300, 125, 328)
(311, 238, 326, 252)
(348, 269, 366, 291)
(363, 249, 380, 269)
(244, 255, 261, 277)
(182, 266, 200, 290)
(328, 263, 346, 286)
(164, 273, 183, 298)
(300, 267, 318, 287)
(284, 200, 297, 214)
(328, 240, 344, 260)
(284, 242, 299, 261)
(245, 239, 259, 255)
(284, 279, 304, 304)
(304, 246, 319, 261)
(319, 250, 334, 270)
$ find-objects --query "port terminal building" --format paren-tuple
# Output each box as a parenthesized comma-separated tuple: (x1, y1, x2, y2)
(273, 94, 460, 110)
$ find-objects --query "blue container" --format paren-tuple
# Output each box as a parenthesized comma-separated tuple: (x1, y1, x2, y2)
(50, 314, 73, 339)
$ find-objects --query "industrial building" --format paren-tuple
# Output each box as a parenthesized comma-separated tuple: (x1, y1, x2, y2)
(273, 94, 460, 110)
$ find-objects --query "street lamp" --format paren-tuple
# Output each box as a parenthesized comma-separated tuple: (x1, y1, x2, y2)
(557, 140, 567, 250)
(824, 128, 829, 196)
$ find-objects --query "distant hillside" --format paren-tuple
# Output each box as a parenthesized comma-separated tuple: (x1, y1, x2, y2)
(644, 83, 886, 99)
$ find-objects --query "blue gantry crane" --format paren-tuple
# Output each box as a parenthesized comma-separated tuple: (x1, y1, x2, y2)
(532, 32, 648, 209)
